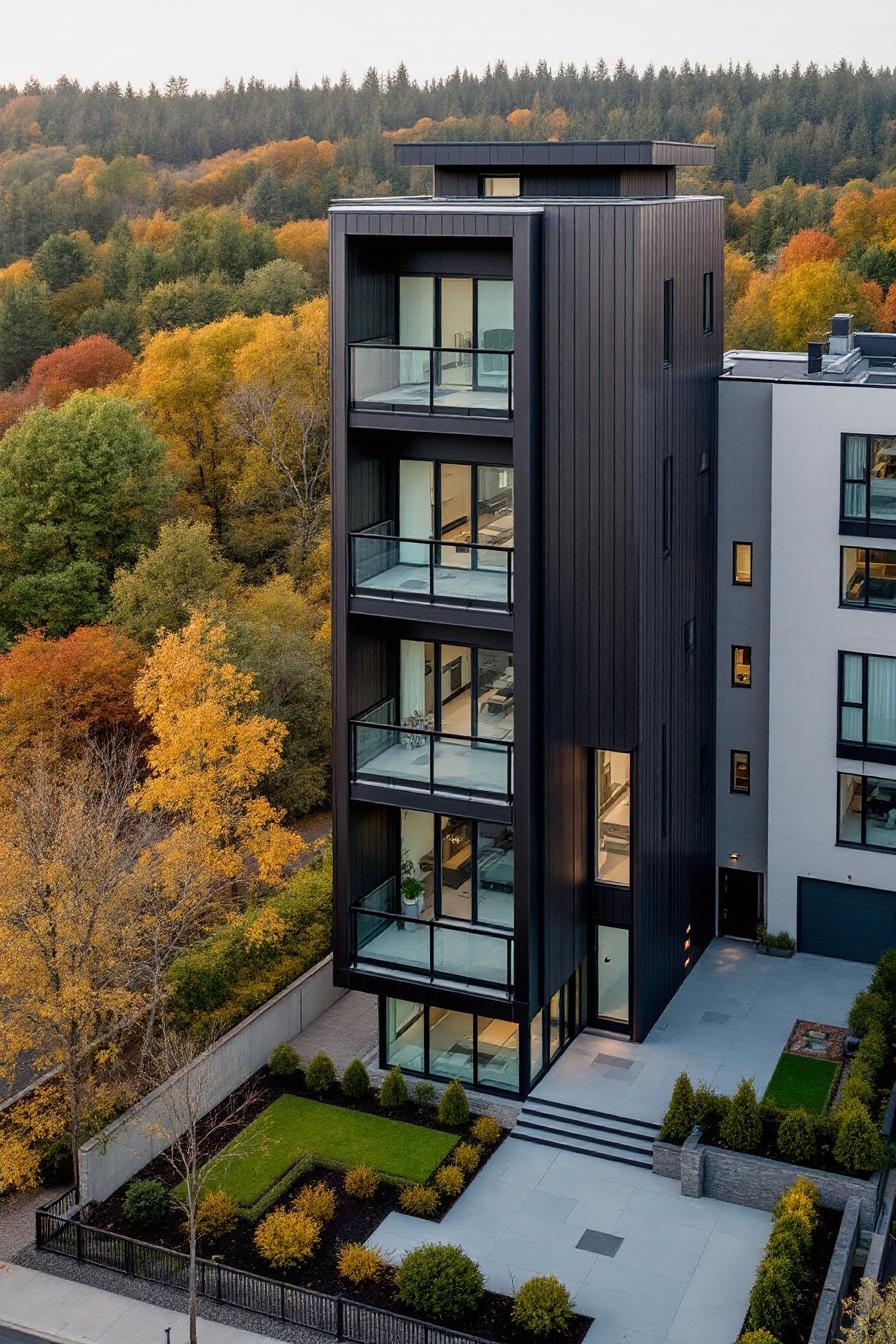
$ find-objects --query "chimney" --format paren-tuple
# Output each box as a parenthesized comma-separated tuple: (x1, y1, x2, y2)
(807, 341, 825, 375)
(828, 313, 854, 356)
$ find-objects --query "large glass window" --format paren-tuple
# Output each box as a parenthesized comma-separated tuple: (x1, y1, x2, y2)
(477, 467, 514, 551)
(838, 773, 896, 851)
(385, 999, 425, 1071)
(477, 651, 514, 741)
(428, 1008, 475, 1083)
(398, 276, 434, 347)
(398, 640, 512, 741)
(529, 1011, 544, 1084)
(476, 1018, 520, 1092)
(439, 818, 474, 920)
(477, 279, 514, 353)
(841, 547, 896, 611)
(399, 810, 514, 930)
(548, 991, 561, 1060)
(596, 926, 630, 1025)
(477, 823, 514, 927)
(401, 809, 435, 914)
(838, 652, 896, 752)
(842, 434, 896, 529)
(482, 176, 521, 198)
(595, 750, 631, 886)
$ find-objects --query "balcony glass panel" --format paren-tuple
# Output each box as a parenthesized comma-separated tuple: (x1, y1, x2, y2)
(350, 341, 513, 417)
(350, 525, 513, 610)
(351, 716, 512, 802)
(432, 734, 512, 798)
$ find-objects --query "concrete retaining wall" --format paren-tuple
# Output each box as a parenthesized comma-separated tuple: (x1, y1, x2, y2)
(79, 955, 344, 1206)
(808, 1198, 861, 1344)
(701, 1143, 882, 1231)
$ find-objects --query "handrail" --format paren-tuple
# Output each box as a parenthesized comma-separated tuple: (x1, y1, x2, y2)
(351, 338, 514, 357)
(351, 716, 514, 752)
(349, 902, 514, 993)
(349, 524, 514, 612)
(351, 524, 515, 555)
(350, 715, 513, 803)
(350, 341, 514, 419)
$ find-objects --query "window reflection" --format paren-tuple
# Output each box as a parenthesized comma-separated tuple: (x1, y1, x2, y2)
(839, 773, 896, 851)
(596, 750, 631, 885)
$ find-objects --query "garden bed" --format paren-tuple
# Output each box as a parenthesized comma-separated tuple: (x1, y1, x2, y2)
(762, 1052, 839, 1114)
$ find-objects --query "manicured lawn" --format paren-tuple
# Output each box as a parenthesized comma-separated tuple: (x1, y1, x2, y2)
(761, 1052, 838, 1114)
(193, 1095, 458, 1209)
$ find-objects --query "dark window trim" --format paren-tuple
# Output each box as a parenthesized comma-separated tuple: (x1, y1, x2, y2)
(662, 455, 673, 557)
(732, 644, 752, 689)
(732, 541, 753, 586)
(836, 650, 896, 763)
(479, 174, 522, 199)
(378, 998, 523, 1098)
(839, 431, 896, 536)
(400, 637, 513, 741)
(730, 749, 751, 795)
(592, 747, 635, 889)
(663, 278, 674, 368)
(836, 771, 896, 854)
(839, 544, 896, 612)
(396, 273, 514, 352)
(397, 811, 514, 930)
(703, 271, 714, 335)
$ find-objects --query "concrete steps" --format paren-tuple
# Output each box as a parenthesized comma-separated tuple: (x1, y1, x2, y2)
(511, 1095, 659, 1168)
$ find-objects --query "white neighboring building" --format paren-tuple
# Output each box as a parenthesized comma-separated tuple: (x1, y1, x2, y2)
(717, 316, 896, 962)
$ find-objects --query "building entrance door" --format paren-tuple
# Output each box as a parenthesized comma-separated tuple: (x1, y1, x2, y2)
(591, 925, 630, 1033)
(718, 867, 763, 940)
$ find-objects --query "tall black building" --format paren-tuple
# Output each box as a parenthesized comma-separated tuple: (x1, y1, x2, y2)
(330, 141, 724, 1097)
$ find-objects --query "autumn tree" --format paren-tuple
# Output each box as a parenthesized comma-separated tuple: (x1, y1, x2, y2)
(110, 519, 243, 646)
(273, 219, 329, 291)
(767, 259, 882, 348)
(0, 392, 172, 636)
(237, 258, 311, 316)
(27, 333, 133, 405)
(131, 611, 305, 886)
(776, 228, 841, 271)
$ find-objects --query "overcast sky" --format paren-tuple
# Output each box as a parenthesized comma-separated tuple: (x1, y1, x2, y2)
(1, 0, 894, 91)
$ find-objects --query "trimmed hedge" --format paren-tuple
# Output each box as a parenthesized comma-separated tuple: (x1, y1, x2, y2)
(745, 1179, 820, 1339)
(167, 846, 332, 1038)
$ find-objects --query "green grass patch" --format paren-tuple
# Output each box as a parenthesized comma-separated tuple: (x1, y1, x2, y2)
(761, 1052, 838, 1114)
(184, 1095, 457, 1211)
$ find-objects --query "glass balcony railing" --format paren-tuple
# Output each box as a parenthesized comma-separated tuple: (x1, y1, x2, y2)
(351, 700, 513, 803)
(350, 341, 513, 418)
(350, 523, 514, 612)
(351, 878, 514, 993)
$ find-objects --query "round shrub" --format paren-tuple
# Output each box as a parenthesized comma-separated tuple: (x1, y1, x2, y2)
(438, 1078, 470, 1126)
(254, 1208, 320, 1270)
(398, 1184, 440, 1217)
(412, 1081, 437, 1107)
(395, 1243, 485, 1321)
(379, 1065, 408, 1110)
(740, 1332, 781, 1344)
(833, 1101, 886, 1174)
(776, 1108, 816, 1166)
(840, 1065, 876, 1112)
(659, 1073, 695, 1144)
(746, 1257, 798, 1340)
(341, 1058, 371, 1102)
(870, 947, 896, 1004)
(293, 1181, 337, 1224)
(194, 1189, 238, 1244)
(268, 1043, 301, 1079)
(512, 1275, 574, 1337)
(434, 1164, 465, 1197)
(719, 1078, 762, 1154)
(337, 1241, 387, 1285)
(471, 1114, 501, 1146)
(123, 1178, 169, 1229)
(849, 988, 891, 1038)
(452, 1142, 481, 1175)
(766, 1212, 812, 1276)
(857, 1024, 888, 1077)
(344, 1164, 381, 1199)
(304, 1051, 336, 1094)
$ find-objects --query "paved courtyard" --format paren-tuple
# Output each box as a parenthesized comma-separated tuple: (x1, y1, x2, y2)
(370, 939, 872, 1344)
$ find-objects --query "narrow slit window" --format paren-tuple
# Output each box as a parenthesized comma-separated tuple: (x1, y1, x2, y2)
(733, 542, 753, 586)
(730, 750, 751, 795)
(732, 645, 752, 688)
(703, 271, 714, 335)
(663, 278, 674, 367)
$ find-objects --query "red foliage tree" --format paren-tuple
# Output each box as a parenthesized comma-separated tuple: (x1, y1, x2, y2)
(27, 334, 133, 408)
(776, 229, 842, 272)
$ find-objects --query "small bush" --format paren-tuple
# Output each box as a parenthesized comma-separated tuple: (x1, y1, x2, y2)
(766, 1211, 812, 1276)
(512, 1275, 574, 1338)
(304, 1051, 336, 1094)
(395, 1243, 485, 1320)
(293, 1181, 337, 1224)
(453, 1142, 481, 1175)
(775, 1177, 820, 1228)
(471, 1114, 502, 1146)
(849, 989, 891, 1039)
(379, 1066, 408, 1110)
(746, 1257, 798, 1339)
(856, 1023, 888, 1078)
(337, 1241, 387, 1285)
(720, 1078, 762, 1154)
(398, 1184, 440, 1217)
(692, 1081, 729, 1134)
(438, 1078, 470, 1126)
(434, 1164, 465, 1196)
(740, 1332, 781, 1344)
(341, 1058, 371, 1102)
(840, 1066, 876, 1113)
(344, 1165, 380, 1199)
(776, 1108, 816, 1166)
(659, 1072, 695, 1143)
(412, 1081, 437, 1107)
(833, 1101, 886, 1174)
(194, 1189, 238, 1244)
(268, 1043, 301, 1079)
(123, 1178, 168, 1229)
(870, 947, 896, 1004)
(254, 1208, 320, 1270)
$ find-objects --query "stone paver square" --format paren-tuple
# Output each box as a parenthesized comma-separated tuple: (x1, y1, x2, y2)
(577, 1228, 624, 1257)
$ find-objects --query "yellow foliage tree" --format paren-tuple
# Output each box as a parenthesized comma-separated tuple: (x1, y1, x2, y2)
(766, 260, 882, 349)
(273, 220, 328, 291)
(131, 611, 304, 885)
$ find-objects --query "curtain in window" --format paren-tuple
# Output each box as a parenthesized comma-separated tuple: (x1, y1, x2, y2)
(843, 435, 867, 519)
(841, 653, 864, 741)
(868, 656, 896, 747)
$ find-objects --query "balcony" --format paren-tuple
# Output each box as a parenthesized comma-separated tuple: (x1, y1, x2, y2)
(351, 878, 514, 995)
(350, 341, 513, 418)
(350, 523, 514, 612)
(351, 699, 513, 803)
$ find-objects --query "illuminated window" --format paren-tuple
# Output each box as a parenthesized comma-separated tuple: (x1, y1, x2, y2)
(730, 750, 751, 795)
(732, 645, 752, 688)
(595, 750, 631, 886)
(481, 175, 521, 198)
(733, 542, 752, 585)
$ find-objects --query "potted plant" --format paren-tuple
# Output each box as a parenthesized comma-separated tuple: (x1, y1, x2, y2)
(401, 854, 424, 918)
(755, 925, 796, 958)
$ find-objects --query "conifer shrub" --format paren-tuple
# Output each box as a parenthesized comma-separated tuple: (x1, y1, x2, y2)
(746, 1257, 799, 1340)
(659, 1072, 696, 1143)
(833, 1101, 886, 1174)
(337, 1241, 387, 1284)
(123, 1178, 168, 1229)
(378, 1066, 408, 1110)
(412, 1081, 436, 1107)
(692, 1080, 729, 1135)
(254, 1208, 320, 1269)
(719, 1078, 762, 1154)
(398, 1184, 440, 1216)
(344, 1165, 380, 1199)
(434, 1164, 465, 1197)
(438, 1078, 470, 1126)
(511, 1275, 574, 1337)
(395, 1243, 484, 1320)
(340, 1058, 371, 1102)
(776, 1108, 817, 1166)
(304, 1051, 336, 1094)
(470, 1114, 502, 1146)
(268, 1043, 301, 1079)
(849, 989, 891, 1040)
(293, 1181, 337, 1224)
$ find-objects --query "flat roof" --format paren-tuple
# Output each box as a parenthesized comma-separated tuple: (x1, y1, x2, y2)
(394, 140, 715, 169)
(723, 337, 896, 388)
(329, 194, 720, 212)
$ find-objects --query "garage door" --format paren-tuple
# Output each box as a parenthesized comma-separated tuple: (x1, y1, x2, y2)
(799, 877, 896, 963)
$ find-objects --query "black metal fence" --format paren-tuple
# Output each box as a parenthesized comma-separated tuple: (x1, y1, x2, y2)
(36, 1197, 493, 1344)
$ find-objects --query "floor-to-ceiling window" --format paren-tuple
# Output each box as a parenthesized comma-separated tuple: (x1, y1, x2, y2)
(596, 926, 630, 1026)
(398, 639, 513, 741)
(398, 809, 514, 929)
(383, 1000, 520, 1094)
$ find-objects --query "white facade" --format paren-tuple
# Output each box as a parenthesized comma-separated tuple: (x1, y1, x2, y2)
(766, 382, 896, 934)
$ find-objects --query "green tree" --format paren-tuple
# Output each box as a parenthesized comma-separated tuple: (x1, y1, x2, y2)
(0, 393, 172, 635)
(238, 259, 311, 316)
(78, 298, 140, 353)
(137, 275, 235, 333)
(104, 216, 134, 301)
(32, 232, 90, 291)
(249, 169, 285, 226)
(0, 279, 56, 387)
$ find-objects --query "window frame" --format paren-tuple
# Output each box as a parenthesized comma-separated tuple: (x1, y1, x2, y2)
(732, 541, 753, 586)
(381, 999, 522, 1096)
(836, 772, 896, 854)
(839, 545, 896, 612)
(702, 271, 714, 335)
(400, 637, 513, 742)
(663, 278, 674, 368)
(731, 644, 752, 689)
(730, 749, 751, 795)
(403, 811, 514, 929)
(480, 174, 521, 199)
(840, 432, 896, 538)
(593, 748, 633, 889)
(837, 650, 896, 765)
(662, 455, 673, 557)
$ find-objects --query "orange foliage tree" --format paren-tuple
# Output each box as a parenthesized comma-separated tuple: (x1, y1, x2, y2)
(776, 229, 842, 271)
(28, 334, 133, 406)
(273, 220, 329, 291)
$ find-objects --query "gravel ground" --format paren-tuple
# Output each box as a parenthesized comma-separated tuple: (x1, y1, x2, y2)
(0, 1187, 67, 1262)
(13, 1244, 330, 1344)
